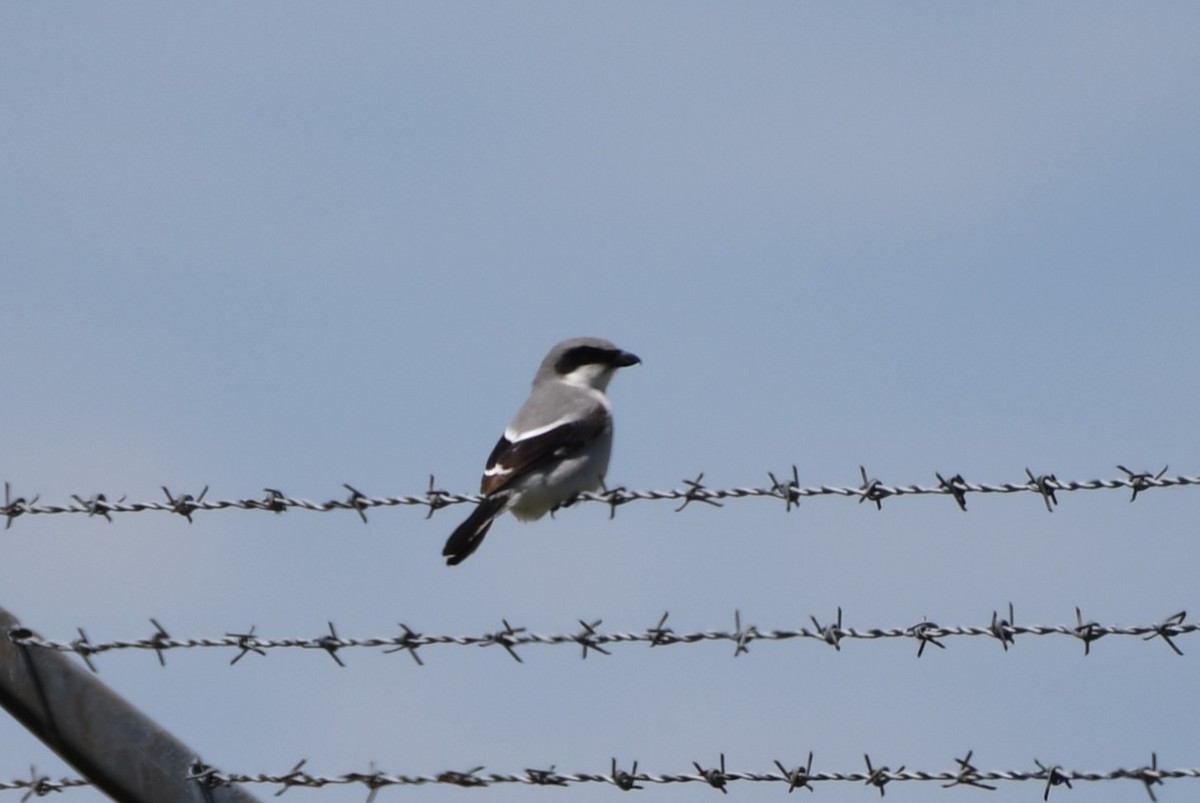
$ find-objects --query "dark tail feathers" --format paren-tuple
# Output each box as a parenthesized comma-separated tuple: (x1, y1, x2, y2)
(443, 494, 507, 566)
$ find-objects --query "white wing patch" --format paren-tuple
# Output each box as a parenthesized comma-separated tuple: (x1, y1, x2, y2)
(503, 415, 578, 444)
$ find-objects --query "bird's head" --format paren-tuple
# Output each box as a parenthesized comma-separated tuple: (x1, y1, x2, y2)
(536, 337, 641, 391)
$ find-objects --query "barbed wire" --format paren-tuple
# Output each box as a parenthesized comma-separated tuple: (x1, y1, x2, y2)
(0, 465, 1188, 529)
(4, 752, 1195, 799)
(0, 767, 90, 799)
(8, 606, 1192, 670)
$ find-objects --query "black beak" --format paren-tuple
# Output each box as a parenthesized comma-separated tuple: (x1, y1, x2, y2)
(613, 350, 641, 367)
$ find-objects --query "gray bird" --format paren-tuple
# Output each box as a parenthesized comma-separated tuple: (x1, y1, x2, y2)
(443, 337, 640, 565)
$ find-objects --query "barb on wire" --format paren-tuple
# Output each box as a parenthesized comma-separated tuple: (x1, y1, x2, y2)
(343, 484, 370, 524)
(1118, 465, 1169, 502)
(437, 766, 486, 788)
(774, 752, 815, 794)
(935, 472, 969, 511)
(692, 753, 728, 794)
(71, 493, 121, 522)
(10, 754, 1200, 797)
(349, 762, 389, 803)
(675, 472, 722, 512)
(810, 606, 845, 651)
(12, 607, 1195, 668)
(596, 477, 633, 519)
(863, 753, 903, 797)
(0, 765, 91, 799)
(273, 759, 313, 796)
(258, 488, 288, 513)
(422, 475, 450, 520)
(767, 465, 801, 511)
(147, 618, 171, 667)
(574, 619, 610, 659)
(227, 625, 267, 666)
(942, 750, 997, 791)
(1073, 606, 1105, 656)
(4, 465, 1196, 529)
(1135, 752, 1164, 802)
(731, 610, 756, 657)
(383, 623, 424, 665)
(161, 485, 207, 522)
(908, 619, 946, 658)
(317, 622, 346, 667)
(3, 483, 37, 530)
(611, 759, 643, 791)
(70, 628, 98, 673)
(482, 619, 525, 663)
(1025, 468, 1059, 512)
(1145, 611, 1188, 656)
(1035, 759, 1072, 800)
(525, 767, 568, 787)
(646, 611, 675, 647)
(857, 466, 889, 510)
(990, 603, 1017, 651)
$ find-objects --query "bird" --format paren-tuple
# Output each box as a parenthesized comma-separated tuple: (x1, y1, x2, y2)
(442, 337, 641, 565)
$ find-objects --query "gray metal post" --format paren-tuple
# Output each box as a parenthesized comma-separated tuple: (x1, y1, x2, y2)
(0, 605, 262, 802)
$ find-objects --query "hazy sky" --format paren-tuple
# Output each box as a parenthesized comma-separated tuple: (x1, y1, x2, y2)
(3, 5, 1200, 802)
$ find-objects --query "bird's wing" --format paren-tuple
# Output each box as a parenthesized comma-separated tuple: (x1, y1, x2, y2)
(480, 404, 610, 495)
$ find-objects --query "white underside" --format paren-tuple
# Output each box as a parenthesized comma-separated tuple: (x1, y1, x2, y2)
(505, 437, 611, 521)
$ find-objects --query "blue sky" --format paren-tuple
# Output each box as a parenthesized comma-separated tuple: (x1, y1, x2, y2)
(3, 4, 1199, 802)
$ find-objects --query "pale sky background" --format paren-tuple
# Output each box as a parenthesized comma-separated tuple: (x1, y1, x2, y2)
(3, 4, 1200, 802)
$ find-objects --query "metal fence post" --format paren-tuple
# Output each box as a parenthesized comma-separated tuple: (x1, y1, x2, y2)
(0, 605, 262, 802)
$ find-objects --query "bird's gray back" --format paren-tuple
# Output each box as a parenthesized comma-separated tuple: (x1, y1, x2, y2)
(507, 381, 606, 435)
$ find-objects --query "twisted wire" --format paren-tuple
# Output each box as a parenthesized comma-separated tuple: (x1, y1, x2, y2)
(5, 754, 1194, 798)
(0, 465, 1188, 528)
(0, 769, 90, 798)
(8, 607, 1192, 669)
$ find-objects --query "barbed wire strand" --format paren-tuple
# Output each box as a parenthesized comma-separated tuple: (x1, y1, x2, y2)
(8, 607, 1192, 670)
(0, 465, 1188, 529)
(0, 766, 91, 799)
(4, 753, 1194, 799)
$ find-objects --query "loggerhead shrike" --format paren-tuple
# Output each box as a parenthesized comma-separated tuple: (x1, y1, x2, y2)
(442, 337, 640, 565)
